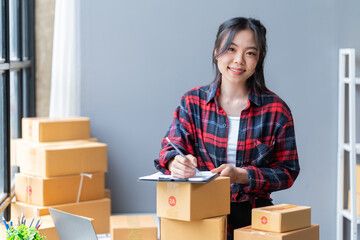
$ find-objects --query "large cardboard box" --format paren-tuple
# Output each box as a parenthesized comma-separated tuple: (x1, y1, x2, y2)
(161, 215, 227, 240)
(16, 139, 107, 177)
(0, 215, 59, 240)
(110, 215, 157, 240)
(22, 117, 90, 142)
(252, 204, 311, 233)
(11, 198, 111, 234)
(234, 224, 319, 240)
(15, 172, 105, 206)
(157, 177, 230, 221)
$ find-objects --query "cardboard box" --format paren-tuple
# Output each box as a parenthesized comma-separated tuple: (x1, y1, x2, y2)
(15, 172, 105, 206)
(0, 215, 60, 240)
(234, 224, 319, 240)
(252, 204, 311, 233)
(11, 198, 111, 234)
(157, 177, 230, 221)
(161, 215, 227, 240)
(110, 215, 157, 240)
(347, 190, 360, 216)
(105, 188, 111, 199)
(22, 117, 91, 142)
(16, 139, 107, 177)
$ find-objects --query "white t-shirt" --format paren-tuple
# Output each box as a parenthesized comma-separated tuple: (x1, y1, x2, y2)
(227, 116, 240, 166)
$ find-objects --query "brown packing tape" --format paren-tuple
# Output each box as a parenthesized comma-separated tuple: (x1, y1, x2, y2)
(165, 182, 180, 218)
(127, 216, 141, 240)
(166, 182, 179, 194)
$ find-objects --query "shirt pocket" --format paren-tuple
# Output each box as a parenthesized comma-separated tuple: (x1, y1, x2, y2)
(250, 139, 276, 167)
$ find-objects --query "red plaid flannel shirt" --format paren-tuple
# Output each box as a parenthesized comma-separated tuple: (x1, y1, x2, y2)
(154, 79, 300, 206)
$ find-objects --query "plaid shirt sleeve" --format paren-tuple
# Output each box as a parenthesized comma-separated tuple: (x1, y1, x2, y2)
(241, 112, 299, 193)
(154, 94, 196, 174)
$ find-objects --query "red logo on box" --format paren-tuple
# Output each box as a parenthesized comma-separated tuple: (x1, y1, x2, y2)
(168, 196, 176, 206)
(261, 216, 267, 224)
(26, 186, 32, 195)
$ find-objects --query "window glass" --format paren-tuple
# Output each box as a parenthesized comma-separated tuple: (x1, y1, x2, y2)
(22, 0, 28, 59)
(10, 71, 19, 138)
(10, 0, 19, 60)
(0, 0, 4, 61)
(0, 73, 4, 195)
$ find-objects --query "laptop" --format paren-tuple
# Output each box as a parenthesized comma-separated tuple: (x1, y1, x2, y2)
(49, 208, 98, 240)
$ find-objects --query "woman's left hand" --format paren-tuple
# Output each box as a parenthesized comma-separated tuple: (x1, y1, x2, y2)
(211, 164, 250, 184)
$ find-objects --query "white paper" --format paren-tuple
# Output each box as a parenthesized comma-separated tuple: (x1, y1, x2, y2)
(138, 171, 218, 182)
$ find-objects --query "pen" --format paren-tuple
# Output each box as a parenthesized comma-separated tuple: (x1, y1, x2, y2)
(36, 222, 41, 230)
(35, 219, 40, 229)
(165, 137, 200, 174)
(2, 217, 9, 230)
(29, 217, 34, 228)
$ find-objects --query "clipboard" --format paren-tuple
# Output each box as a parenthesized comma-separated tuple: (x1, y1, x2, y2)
(138, 171, 219, 183)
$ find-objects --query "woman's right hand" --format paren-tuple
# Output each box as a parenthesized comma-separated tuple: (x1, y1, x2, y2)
(167, 154, 198, 178)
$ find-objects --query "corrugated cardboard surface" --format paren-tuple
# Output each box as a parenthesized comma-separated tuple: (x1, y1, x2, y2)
(347, 190, 360, 216)
(15, 172, 105, 206)
(234, 224, 319, 240)
(251, 204, 311, 233)
(22, 117, 90, 142)
(161, 215, 227, 240)
(105, 189, 111, 199)
(110, 215, 157, 240)
(16, 139, 107, 177)
(157, 177, 230, 221)
(11, 198, 111, 234)
(0, 215, 59, 240)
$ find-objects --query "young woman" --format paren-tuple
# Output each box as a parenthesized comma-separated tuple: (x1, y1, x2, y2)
(154, 17, 300, 240)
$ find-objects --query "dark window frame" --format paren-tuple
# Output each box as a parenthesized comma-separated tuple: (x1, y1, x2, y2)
(0, 0, 35, 220)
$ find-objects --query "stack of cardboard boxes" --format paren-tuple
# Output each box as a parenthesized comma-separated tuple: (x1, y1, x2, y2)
(109, 176, 230, 240)
(234, 204, 319, 240)
(10, 117, 111, 238)
(158, 177, 230, 240)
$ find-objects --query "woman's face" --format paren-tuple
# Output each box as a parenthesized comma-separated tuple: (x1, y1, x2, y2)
(216, 29, 259, 86)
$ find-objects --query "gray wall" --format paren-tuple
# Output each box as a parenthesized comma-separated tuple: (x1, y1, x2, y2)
(80, 1, 360, 239)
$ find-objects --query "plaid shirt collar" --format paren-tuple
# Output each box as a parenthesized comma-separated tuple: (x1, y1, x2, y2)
(206, 78, 262, 107)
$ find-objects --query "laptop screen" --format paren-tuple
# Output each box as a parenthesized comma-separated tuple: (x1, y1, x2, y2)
(49, 208, 98, 240)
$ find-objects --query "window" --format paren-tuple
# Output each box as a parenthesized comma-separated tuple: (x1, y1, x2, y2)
(0, 0, 35, 220)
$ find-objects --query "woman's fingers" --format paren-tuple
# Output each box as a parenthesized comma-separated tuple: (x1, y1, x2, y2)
(211, 164, 227, 173)
(170, 154, 198, 178)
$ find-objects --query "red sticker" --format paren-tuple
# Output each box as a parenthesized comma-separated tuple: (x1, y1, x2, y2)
(26, 186, 32, 195)
(261, 216, 267, 224)
(168, 196, 176, 206)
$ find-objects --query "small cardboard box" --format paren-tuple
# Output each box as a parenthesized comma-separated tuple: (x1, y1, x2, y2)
(347, 190, 360, 216)
(234, 224, 319, 240)
(22, 117, 91, 142)
(15, 172, 105, 206)
(157, 177, 230, 221)
(0, 215, 60, 240)
(110, 215, 157, 240)
(252, 204, 311, 233)
(16, 139, 107, 177)
(161, 215, 227, 240)
(11, 198, 111, 234)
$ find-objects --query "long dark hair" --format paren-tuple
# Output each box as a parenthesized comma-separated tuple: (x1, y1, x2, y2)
(213, 17, 268, 93)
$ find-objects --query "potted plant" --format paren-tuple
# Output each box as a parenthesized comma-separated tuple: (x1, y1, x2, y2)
(6, 224, 45, 240)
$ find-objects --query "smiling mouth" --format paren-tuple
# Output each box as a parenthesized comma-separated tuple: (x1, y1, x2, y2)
(228, 67, 245, 73)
